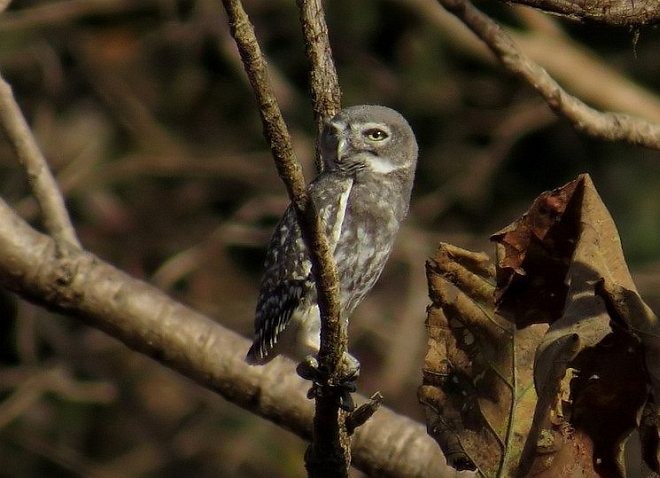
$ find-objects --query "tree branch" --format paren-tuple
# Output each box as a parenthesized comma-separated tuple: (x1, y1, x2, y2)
(0, 70, 80, 247)
(499, 0, 660, 27)
(296, 1, 354, 476)
(296, 0, 342, 172)
(435, 0, 660, 150)
(0, 196, 458, 478)
(220, 1, 349, 475)
(401, 0, 660, 124)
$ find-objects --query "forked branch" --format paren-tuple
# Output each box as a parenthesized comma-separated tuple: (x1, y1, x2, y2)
(220, 0, 350, 476)
(0, 70, 80, 246)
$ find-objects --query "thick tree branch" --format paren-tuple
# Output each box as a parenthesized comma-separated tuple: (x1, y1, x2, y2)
(0, 196, 460, 478)
(296, 0, 342, 172)
(220, 1, 349, 476)
(500, 0, 660, 26)
(0, 71, 80, 247)
(436, 0, 660, 150)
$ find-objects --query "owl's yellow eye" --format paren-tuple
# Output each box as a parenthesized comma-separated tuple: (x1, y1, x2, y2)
(364, 128, 389, 141)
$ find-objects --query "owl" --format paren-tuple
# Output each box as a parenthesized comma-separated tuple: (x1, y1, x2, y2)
(246, 105, 418, 376)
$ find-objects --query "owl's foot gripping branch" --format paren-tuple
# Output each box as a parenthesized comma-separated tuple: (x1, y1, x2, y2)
(296, 354, 360, 412)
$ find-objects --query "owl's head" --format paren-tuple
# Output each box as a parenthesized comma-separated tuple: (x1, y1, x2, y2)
(321, 105, 418, 178)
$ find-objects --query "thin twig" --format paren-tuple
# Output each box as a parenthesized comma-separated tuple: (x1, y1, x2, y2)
(0, 71, 80, 246)
(296, 0, 342, 172)
(219, 1, 349, 475)
(0, 196, 455, 478)
(346, 392, 384, 435)
(435, 0, 660, 151)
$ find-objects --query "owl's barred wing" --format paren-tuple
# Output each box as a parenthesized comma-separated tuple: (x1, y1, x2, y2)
(247, 204, 310, 364)
(247, 175, 353, 364)
(246, 279, 309, 364)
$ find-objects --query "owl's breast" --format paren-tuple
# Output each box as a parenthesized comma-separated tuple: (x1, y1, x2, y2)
(333, 184, 402, 316)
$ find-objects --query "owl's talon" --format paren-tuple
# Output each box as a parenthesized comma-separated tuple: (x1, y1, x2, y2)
(306, 385, 318, 400)
(338, 389, 355, 411)
(336, 372, 358, 411)
(339, 375, 358, 393)
(296, 355, 321, 381)
(296, 355, 360, 411)
(305, 380, 357, 411)
(297, 356, 323, 401)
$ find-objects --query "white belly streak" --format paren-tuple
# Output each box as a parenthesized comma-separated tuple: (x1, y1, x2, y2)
(284, 180, 355, 361)
(329, 180, 354, 253)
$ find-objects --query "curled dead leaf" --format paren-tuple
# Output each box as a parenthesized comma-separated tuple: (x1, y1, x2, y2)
(422, 243, 545, 476)
(422, 174, 659, 477)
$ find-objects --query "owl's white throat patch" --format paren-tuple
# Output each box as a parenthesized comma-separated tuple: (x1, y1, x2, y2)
(365, 155, 400, 174)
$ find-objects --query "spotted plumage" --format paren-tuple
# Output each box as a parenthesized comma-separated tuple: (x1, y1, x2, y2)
(246, 105, 418, 367)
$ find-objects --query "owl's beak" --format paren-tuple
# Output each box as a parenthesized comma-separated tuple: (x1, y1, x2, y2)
(330, 123, 349, 162)
(336, 137, 349, 162)
(325, 119, 350, 163)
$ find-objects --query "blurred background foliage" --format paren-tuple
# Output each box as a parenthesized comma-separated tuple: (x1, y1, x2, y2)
(0, 0, 658, 476)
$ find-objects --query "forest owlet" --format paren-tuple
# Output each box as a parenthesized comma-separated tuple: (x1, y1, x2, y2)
(246, 105, 418, 375)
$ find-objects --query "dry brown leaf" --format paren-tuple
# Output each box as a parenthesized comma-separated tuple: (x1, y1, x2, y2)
(508, 175, 656, 477)
(421, 243, 546, 476)
(422, 174, 659, 477)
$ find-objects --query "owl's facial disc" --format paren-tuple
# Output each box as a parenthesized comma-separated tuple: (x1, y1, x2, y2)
(339, 121, 392, 158)
(322, 115, 407, 176)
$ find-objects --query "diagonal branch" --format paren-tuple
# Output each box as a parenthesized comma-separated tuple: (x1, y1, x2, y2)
(497, 0, 660, 27)
(0, 70, 80, 247)
(0, 196, 455, 478)
(296, 0, 342, 172)
(435, 0, 660, 150)
(220, 1, 349, 475)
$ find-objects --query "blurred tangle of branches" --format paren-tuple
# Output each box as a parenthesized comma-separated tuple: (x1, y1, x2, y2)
(0, 0, 658, 476)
